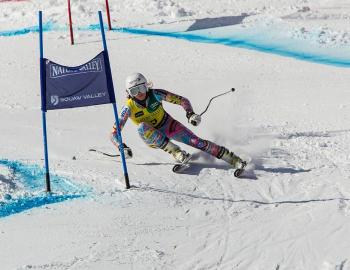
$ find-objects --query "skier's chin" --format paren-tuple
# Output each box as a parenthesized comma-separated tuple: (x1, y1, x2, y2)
(134, 93, 147, 101)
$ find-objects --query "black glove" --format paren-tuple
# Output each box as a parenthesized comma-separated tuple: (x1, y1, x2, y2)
(118, 143, 133, 159)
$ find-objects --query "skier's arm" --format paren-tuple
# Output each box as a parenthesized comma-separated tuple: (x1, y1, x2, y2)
(110, 105, 130, 147)
(153, 89, 201, 125)
(153, 89, 193, 114)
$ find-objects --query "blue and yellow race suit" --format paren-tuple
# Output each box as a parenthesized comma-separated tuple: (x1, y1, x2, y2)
(111, 89, 223, 157)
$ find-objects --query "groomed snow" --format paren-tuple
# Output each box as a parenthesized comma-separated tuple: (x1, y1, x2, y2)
(1, 0, 350, 269)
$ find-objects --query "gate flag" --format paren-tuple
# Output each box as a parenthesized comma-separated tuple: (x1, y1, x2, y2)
(43, 51, 116, 111)
(39, 11, 131, 192)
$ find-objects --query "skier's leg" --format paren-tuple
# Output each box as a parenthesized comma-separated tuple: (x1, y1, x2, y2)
(161, 116, 221, 155)
(137, 122, 190, 163)
(137, 122, 167, 148)
(161, 117, 244, 168)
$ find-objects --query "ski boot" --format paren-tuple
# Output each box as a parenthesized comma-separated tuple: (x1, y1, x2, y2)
(219, 148, 247, 177)
(161, 140, 191, 172)
(173, 149, 191, 164)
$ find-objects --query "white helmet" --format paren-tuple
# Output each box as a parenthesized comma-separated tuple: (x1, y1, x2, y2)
(125, 73, 148, 96)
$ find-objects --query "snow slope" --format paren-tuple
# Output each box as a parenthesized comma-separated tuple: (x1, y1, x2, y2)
(1, 0, 350, 269)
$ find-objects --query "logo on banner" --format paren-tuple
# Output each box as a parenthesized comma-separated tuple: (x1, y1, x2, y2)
(49, 59, 103, 79)
(49, 92, 107, 106)
(51, 95, 59, 106)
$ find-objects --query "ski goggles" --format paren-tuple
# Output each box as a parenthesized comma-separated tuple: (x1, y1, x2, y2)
(128, 83, 147, 96)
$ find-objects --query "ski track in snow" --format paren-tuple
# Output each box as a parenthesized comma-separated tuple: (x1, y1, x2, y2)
(116, 124, 350, 269)
(2, 125, 350, 268)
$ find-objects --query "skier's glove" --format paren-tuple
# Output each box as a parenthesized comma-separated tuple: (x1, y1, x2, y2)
(118, 143, 133, 159)
(186, 111, 201, 126)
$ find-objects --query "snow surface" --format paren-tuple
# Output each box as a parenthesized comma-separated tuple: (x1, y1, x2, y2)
(1, 0, 350, 269)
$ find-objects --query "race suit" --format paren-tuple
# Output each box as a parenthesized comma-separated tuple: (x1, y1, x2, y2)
(111, 89, 224, 158)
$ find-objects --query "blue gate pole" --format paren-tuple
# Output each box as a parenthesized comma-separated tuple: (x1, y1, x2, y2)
(39, 11, 51, 192)
(98, 11, 130, 189)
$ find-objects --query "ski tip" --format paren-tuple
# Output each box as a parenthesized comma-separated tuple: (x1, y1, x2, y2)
(234, 169, 244, 178)
(233, 161, 247, 178)
(172, 163, 191, 173)
(172, 164, 182, 173)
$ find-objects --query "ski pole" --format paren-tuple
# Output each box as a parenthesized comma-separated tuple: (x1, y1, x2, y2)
(199, 88, 235, 116)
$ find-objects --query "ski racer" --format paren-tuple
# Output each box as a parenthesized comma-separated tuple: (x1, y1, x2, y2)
(110, 72, 246, 169)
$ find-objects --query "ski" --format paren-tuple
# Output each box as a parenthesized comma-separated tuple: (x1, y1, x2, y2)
(89, 149, 120, 157)
(89, 147, 133, 159)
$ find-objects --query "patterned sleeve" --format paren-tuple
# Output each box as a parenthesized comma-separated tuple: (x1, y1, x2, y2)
(110, 105, 130, 146)
(153, 89, 193, 113)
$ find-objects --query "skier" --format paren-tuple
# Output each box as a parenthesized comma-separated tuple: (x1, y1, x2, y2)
(110, 73, 246, 172)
